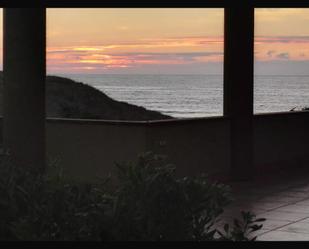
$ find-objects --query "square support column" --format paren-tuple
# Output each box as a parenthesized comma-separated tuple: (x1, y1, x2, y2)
(224, 5, 254, 180)
(3, 8, 46, 173)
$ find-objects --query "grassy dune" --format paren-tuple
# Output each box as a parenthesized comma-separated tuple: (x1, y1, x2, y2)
(0, 72, 171, 121)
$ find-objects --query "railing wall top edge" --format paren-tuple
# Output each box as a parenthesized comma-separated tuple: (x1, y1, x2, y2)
(44, 115, 228, 126)
(0, 111, 307, 126)
(0, 111, 306, 127)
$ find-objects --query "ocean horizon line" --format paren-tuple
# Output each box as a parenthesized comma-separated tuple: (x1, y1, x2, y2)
(49, 73, 309, 77)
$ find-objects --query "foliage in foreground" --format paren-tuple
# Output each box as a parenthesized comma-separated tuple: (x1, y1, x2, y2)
(0, 152, 265, 241)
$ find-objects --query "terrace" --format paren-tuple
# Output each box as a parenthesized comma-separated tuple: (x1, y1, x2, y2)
(223, 167, 309, 241)
(2, 1, 309, 241)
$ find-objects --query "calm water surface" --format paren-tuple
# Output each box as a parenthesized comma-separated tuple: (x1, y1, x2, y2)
(58, 74, 309, 118)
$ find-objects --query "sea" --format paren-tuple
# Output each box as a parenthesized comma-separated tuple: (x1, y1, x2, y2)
(59, 74, 309, 118)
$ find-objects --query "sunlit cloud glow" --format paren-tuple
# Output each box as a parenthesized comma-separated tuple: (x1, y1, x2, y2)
(0, 8, 309, 74)
(46, 34, 309, 73)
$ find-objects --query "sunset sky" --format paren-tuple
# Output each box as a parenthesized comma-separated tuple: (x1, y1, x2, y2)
(46, 8, 224, 74)
(1, 8, 309, 74)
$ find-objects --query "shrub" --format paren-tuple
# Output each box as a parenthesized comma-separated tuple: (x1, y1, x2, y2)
(0, 152, 265, 241)
(216, 211, 266, 241)
(109, 152, 232, 240)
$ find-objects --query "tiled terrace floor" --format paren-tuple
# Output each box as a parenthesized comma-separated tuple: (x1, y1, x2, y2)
(218, 167, 309, 241)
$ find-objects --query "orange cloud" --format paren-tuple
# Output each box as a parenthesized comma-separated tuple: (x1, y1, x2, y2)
(46, 36, 224, 73)
(46, 35, 309, 73)
(255, 36, 309, 61)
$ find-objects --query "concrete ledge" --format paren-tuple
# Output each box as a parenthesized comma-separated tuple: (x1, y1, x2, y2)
(0, 110, 308, 182)
(44, 110, 309, 125)
(45, 115, 228, 126)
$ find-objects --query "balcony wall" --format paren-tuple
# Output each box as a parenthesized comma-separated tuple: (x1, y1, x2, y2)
(1, 111, 308, 182)
(254, 111, 309, 174)
(45, 119, 148, 181)
(145, 117, 231, 179)
(44, 117, 230, 181)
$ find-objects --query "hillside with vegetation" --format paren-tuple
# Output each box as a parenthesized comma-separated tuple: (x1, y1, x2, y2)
(0, 72, 171, 121)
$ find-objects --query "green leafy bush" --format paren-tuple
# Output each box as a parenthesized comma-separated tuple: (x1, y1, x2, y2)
(109, 153, 233, 241)
(216, 211, 266, 241)
(0, 152, 265, 241)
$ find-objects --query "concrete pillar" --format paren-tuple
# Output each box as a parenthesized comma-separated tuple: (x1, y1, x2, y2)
(3, 8, 46, 173)
(224, 5, 254, 180)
